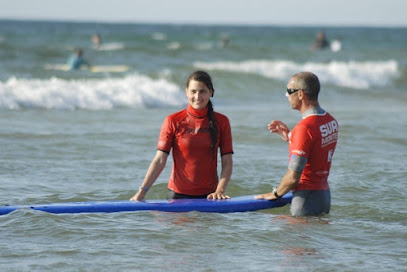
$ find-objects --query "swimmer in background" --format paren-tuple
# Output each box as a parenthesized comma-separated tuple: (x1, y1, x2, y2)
(67, 49, 90, 70)
(91, 33, 102, 48)
(311, 31, 329, 50)
(221, 37, 229, 48)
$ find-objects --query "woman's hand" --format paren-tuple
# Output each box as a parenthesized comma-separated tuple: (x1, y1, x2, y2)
(130, 189, 146, 201)
(207, 191, 230, 200)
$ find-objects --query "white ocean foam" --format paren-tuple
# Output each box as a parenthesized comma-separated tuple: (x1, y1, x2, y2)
(194, 59, 399, 89)
(195, 42, 214, 51)
(0, 73, 184, 110)
(95, 42, 125, 51)
(330, 40, 342, 52)
(167, 42, 181, 50)
(152, 32, 167, 41)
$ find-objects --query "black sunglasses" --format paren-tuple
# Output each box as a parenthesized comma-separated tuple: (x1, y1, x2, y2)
(286, 88, 301, 95)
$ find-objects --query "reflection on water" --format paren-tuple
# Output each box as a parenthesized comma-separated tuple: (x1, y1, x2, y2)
(273, 214, 330, 226)
(284, 246, 318, 257)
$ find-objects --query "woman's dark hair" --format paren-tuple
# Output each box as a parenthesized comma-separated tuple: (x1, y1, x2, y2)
(186, 71, 217, 157)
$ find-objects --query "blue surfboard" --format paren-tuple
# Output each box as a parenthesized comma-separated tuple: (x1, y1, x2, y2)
(0, 193, 292, 215)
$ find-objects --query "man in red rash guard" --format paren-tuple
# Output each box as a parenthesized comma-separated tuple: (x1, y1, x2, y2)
(130, 71, 233, 201)
(256, 72, 338, 216)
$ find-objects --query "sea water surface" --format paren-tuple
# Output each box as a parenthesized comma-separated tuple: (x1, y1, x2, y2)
(0, 20, 406, 271)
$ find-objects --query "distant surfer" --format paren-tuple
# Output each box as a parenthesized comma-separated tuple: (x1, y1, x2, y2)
(67, 49, 90, 70)
(221, 37, 229, 48)
(91, 33, 102, 48)
(256, 72, 338, 216)
(311, 31, 329, 50)
(130, 71, 234, 201)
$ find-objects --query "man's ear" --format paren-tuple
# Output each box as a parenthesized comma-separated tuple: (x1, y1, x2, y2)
(298, 90, 305, 100)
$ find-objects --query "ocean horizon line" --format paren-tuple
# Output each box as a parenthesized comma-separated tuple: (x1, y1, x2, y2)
(1, 17, 406, 29)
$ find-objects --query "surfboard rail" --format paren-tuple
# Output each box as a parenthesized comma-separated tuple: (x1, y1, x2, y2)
(44, 64, 130, 73)
(0, 193, 292, 215)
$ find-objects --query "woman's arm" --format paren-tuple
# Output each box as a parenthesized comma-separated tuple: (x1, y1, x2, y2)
(207, 153, 233, 200)
(130, 150, 168, 201)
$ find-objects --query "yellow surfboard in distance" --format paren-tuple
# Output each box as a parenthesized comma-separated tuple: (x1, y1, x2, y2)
(89, 65, 130, 73)
(44, 64, 130, 73)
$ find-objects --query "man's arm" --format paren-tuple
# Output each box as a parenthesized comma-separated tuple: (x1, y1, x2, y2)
(255, 169, 301, 200)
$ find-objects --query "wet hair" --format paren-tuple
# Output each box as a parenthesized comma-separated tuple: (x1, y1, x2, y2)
(291, 71, 320, 101)
(75, 48, 83, 57)
(186, 71, 217, 157)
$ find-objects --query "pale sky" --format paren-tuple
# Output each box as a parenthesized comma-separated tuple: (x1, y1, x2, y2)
(1, 0, 406, 27)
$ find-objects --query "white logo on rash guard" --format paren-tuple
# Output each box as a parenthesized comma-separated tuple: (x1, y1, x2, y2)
(320, 120, 338, 137)
(328, 149, 333, 162)
(292, 149, 306, 155)
(320, 120, 339, 147)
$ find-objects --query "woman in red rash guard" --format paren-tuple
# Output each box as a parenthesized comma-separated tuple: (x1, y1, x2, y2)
(130, 71, 233, 201)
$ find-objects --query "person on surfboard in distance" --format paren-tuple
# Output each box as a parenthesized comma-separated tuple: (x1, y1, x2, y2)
(130, 71, 234, 201)
(256, 72, 338, 216)
(67, 48, 90, 70)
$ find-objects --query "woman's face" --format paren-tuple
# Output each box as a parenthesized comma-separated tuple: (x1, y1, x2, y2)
(185, 79, 213, 110)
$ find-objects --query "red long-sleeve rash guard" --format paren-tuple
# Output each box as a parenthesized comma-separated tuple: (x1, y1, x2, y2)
(157, 105, 233, 195)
